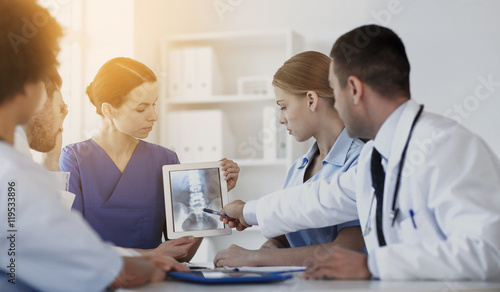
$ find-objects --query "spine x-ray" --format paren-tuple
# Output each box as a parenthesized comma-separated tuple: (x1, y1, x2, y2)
(170, 168, 224, 232)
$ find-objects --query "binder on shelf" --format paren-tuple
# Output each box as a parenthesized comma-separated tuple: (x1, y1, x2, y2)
(276, 122, 287, 159)
(163, 110, 234, 163)
(163, 111, 188, 161)
(168, 46, 222, 100)
(196, 46, 222, 98)
(168, 49, 184, 98)
(261, 106, 287, 160)
(182, 47, 198, 99)
(262, 106, 277, 161)
(192, 110, 222, 162)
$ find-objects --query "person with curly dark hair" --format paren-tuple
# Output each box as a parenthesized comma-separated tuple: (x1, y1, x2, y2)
(0, 1, 188, 291)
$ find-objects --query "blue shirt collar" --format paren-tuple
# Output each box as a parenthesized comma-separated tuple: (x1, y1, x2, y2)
(298, 128, 353, 169)
(373, 101, 409, 162)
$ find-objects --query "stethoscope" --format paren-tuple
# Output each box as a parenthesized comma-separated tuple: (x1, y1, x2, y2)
(364, 104, 424, 236)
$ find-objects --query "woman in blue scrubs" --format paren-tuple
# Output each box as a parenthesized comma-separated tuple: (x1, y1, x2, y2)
(61, 57, 239, 260)
(214, 51, 364, 267)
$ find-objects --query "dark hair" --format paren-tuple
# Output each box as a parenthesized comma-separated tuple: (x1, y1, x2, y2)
(273, 51, 335, 103)
(330, 24, 410, 98)
(0, 0, 63, 105)
(86, 57, 157, 116)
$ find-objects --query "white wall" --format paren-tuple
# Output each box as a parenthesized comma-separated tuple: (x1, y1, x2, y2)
(46, 0, 136, 146)
(135, 0, 500, 158)
(133, 0, 500, 261)
(80, 0, 135, 140)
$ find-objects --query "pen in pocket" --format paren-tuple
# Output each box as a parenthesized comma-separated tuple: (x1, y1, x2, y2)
(409, 209, 417, 229)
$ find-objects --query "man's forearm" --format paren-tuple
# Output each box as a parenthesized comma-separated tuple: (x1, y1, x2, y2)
(253, 243, 338, 267)
(254, 227, 364, 266)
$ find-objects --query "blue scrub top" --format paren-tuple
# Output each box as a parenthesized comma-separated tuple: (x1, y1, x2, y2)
(284, 129, 363, 248)
(60, 139, 179, 249)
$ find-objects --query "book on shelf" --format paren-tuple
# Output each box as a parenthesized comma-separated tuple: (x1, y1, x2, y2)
(163, 110, 234, 163)
(262, 106, 287, 161)
(168, 46, 222, 100)
(168, 48, 184, 98)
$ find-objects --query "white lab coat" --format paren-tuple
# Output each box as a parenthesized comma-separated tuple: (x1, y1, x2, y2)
(253, 99, 500, 280)
(0, 142, 123, 292)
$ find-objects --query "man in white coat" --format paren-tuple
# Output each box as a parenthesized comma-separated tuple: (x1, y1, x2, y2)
(218, 24, 500, 280)
(0, 1, 188, 291)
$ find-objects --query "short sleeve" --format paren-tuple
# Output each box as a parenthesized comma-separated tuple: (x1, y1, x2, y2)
(337, 219, 361, 230)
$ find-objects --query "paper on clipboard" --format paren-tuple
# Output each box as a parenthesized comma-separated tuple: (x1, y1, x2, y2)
(184, 262, 305, 274)
(236, 266, 306, 274)
(50, 171, 75, 209)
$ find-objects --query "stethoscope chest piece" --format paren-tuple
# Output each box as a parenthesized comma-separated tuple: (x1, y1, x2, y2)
(363, 226, 372, 236)
(390, 208, 399, 226)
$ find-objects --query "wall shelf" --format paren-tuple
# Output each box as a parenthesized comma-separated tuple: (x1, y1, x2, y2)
(159, 29, 307, 167)
(161, 29, 301, 57)
(165, 94, 275, 105)
(236, 159, 288, 167)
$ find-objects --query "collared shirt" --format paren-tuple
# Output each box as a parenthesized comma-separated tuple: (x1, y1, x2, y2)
(283, 128, 363, 247)
(13, 125, 32, 158)
(373, 101, 408, 167)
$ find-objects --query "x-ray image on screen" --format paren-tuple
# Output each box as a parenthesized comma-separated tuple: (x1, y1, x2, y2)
(169, 168, 224, 232)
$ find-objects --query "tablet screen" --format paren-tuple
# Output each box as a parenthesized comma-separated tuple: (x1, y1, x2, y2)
(169, 168, 225, 232)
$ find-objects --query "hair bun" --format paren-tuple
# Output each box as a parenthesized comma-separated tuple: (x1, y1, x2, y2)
(86, 82, 94, 101)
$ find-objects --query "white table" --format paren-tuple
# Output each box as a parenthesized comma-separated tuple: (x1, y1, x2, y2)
(118, 273, 500, 292)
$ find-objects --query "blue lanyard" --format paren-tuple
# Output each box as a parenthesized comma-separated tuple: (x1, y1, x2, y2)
(390, 104, 424, 226)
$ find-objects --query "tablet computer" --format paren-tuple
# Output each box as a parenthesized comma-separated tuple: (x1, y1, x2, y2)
(168, 271, 293, 284)
(162, 161, 231, 239)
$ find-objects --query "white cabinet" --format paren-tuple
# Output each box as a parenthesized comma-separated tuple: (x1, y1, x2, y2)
(159, 29, 309, 165)
(158, 29, 312, 261)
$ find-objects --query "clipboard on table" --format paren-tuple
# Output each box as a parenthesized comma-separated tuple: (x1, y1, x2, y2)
(168, 270, 293, 284)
